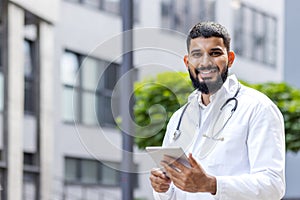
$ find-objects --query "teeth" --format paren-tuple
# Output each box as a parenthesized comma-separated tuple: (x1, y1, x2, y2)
(200, 69, 216, 74)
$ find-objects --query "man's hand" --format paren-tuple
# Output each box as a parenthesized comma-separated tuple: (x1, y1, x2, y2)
(161, 153, 216, 194)
(150, 168, 171, 193)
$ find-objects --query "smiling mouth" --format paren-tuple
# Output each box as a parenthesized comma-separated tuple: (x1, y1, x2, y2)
(195, 67, 218, 75)
(199, 68, 218, 74)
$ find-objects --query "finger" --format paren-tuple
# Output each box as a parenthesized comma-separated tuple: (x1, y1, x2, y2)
(149, 170, 171, 184)
(188, 153, 201, 169)
(154, 183, 170, 193)
(151, 168, 169, 179)
(161, 161, 182, 181)
(150, 173, 171, 184)
(161, 163, 185, 190)
(150, 175, 171, 192)
(163, 155, 187, 172)
(151, 182, 167, 193)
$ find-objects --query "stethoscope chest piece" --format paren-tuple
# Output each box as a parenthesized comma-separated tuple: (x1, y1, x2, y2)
(173, 130, 181, 141)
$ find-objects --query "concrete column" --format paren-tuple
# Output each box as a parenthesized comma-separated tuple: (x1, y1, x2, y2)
(6, 3, 24, 200)
(38, 21, 54, 200)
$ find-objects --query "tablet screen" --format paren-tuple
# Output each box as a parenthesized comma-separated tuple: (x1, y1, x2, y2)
(145, 146, 191, 169)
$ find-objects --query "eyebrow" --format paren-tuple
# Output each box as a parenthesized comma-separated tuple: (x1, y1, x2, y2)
(190, 47, 224, 54)
(210, 47, 224, 51)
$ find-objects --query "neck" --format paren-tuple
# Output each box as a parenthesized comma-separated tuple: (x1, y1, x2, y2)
(201, 93, 211, 106)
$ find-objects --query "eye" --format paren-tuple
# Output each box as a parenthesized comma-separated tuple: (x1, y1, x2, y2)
(210, 51, 222, 57)
(191, 52, 201, 58)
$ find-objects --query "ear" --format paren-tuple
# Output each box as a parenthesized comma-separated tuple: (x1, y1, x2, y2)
(228, 51, 235, 68)
(184, 55, 189, 70)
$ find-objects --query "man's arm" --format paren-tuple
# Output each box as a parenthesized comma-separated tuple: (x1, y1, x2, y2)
(213, 104, 285, 199)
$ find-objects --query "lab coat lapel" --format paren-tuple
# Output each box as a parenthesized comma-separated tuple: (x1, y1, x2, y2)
(170, 92, 200, 152)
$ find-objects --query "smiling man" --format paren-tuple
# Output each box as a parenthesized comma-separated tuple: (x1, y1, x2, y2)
(149, 22, 286, 200)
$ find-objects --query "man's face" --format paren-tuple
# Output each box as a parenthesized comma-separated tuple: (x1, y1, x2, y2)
(184, 37, 234, 94)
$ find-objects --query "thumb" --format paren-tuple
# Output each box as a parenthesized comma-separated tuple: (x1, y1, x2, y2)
(188, 153, 201, 169)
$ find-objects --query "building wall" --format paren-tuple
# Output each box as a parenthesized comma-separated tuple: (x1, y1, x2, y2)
(54, 1, 288, 200)
(1, 0, 298, 199)
(284, 0, 300, 199)
(10, 0, 59, 23)
(284, 0, 300, 88)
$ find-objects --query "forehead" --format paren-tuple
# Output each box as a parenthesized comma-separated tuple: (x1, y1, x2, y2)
(189, 37, 226, 52)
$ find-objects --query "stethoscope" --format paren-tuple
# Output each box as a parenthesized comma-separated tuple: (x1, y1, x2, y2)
(172, 84, 241, 141)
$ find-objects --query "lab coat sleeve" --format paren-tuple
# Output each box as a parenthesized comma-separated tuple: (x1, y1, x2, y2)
(153, 184, 176, 200)
(213, 104, 285, 200)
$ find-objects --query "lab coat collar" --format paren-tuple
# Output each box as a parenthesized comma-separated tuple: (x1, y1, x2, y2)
(187, 74, 240, 107)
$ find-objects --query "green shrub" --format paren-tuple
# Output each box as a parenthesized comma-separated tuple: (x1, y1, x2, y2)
(133, 72, 193, 148)
(134, 72, 300, 152)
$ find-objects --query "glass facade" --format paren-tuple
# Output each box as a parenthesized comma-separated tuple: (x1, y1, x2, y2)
(24, 39, 35, 114)
(23, 172, 37, 200)
(66, 0, 139, 20)
(234, 3, 277, 67)
(161, 0, 216, 33)
(64, 157, 137, 187)
(0, 39, 3, 112)
(61, 50, 119, 126)
(0, 0, 3, 112)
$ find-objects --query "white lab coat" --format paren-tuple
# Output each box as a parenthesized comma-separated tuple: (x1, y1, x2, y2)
(153, 75, 285, 200)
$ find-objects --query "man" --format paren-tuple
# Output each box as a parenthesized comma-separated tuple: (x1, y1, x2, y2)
(149, 22, 285, 199)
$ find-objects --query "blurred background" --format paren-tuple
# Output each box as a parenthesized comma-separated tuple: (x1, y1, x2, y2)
(0, 0, 299, 199)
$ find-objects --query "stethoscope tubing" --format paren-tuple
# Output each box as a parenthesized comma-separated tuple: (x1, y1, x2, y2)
(173, 84, 241, 141)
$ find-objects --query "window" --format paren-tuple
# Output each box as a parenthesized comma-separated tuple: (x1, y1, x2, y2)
(0, 31, 2, 68)
(81, 159, 98, 184)
(61, 50, 120, 126)
(23, 152, 36, 166)
(161, 0, 216, 33)
(0, 0, 3, 112)
(24, 39, 36, 114)
(23, 172, 38, 200)
(233, 3, 277, 67)
(61, 51, 80, 122)
(65, 158, 79, 182)
(65, 0, 139, 20)
(100, 161, 120, 185)
(83, 0, 101, 8)
(102, 0, 120, 15)
(0, 33, 3, 112)
(0, 0, 3, 24)
(64, 157, 138, 187)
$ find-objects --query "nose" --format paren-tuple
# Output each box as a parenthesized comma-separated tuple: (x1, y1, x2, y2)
(194, 53, 213, 72)
(199, 53, 213, 68)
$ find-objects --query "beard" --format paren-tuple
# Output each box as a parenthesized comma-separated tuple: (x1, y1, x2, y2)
(188, 66, 228, 94)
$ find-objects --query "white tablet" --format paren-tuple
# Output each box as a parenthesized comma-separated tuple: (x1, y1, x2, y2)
(145, 146, 191, 169)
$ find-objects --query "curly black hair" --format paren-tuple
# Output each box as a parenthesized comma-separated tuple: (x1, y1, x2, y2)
(186, 21, 231, 53)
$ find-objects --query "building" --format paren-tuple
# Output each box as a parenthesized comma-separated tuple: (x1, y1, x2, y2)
(0, 0, 298, 199)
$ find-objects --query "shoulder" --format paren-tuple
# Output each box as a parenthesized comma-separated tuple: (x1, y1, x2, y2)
(240, 84, 275, 106)
(239, 84, 283, 119)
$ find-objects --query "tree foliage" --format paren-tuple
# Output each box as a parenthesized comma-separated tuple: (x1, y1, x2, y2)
(133, 72, 193, 148)
(133, 72, 300, 152)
